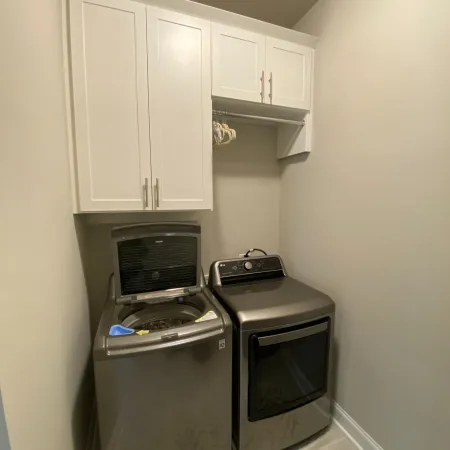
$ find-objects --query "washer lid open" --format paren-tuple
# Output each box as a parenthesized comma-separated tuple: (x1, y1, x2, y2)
(111, 223, 203, 305)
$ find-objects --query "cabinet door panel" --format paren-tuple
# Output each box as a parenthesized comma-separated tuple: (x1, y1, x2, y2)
(266, 38, 312, 110)
(212, 24, 265, 103)
(70, 0, 151, 211)
(147, 7, 212, 210)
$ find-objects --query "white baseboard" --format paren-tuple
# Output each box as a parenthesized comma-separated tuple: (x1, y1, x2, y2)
(333, 402, 384, 450)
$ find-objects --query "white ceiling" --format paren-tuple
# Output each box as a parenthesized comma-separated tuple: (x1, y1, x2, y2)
(191, 0, 317, 28)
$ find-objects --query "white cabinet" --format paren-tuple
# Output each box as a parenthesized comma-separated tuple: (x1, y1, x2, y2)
(212, 24, 265, 103)
(266, 38, 312, 110)
(70, 0, 151, 212)
(68, 0, 315, 212)
(211, 26, 313, 111)
(147, 7, 212, 210)
(69, 0, 212, 212)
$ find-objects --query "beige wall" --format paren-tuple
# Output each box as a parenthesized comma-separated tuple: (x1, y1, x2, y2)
(0, 1, 92, 450)
(280, 1, 450, 449)
(83, 122, 280, 329)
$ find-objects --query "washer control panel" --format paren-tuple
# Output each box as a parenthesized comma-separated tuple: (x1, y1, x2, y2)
(214, 256, 285, 285)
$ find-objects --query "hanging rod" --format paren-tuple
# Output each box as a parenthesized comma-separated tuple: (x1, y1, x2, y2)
(213, 109, 305, 126)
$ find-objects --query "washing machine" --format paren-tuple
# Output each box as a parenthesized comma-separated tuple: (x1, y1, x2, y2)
(94, 223, 232, 450)
(209, 254, 335, 450)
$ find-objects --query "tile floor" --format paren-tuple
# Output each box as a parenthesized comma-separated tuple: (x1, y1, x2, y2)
(295, 423, 358, 450)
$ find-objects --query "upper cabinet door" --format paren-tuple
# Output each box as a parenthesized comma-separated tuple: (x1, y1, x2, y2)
(212, 24, 266, 103)
(266, 38, 313, 110)
(147, 7, 212, 210)
(70, 0, 152, 212)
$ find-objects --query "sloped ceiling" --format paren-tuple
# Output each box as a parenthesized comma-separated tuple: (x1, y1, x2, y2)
(191, 0, 317, 28)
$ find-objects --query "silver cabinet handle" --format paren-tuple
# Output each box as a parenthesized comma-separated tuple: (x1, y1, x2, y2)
(143, 178, 149, 208)
(269, 71, 273, 104)
(155, 178, 160, 208)
(260, 70, 265, 103)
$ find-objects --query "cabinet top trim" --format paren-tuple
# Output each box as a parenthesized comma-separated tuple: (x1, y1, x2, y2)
(138, 0, 317, 48)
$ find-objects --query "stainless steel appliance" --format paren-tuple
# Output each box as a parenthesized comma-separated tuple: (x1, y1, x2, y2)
(94, 223, 232, 450)
(209, 255, 335, 450)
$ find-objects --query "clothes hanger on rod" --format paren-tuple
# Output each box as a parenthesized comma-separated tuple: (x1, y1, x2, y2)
(212, 111, 236, 147)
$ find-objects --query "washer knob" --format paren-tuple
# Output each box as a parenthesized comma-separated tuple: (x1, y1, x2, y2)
(244, 261, 253, 271)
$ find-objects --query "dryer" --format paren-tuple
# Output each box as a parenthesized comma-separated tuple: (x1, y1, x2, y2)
(209, 254, 335, 450)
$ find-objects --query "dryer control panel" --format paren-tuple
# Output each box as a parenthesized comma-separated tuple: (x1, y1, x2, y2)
(210, 255, 286, 286)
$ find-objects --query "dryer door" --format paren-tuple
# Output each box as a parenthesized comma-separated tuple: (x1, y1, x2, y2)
(248, 318, 330, 422)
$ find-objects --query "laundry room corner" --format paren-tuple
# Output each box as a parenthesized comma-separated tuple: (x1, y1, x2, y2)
(3, 0, 450, 449)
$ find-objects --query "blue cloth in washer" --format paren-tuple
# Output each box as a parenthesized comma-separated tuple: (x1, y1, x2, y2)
(109, 325, 134, 336)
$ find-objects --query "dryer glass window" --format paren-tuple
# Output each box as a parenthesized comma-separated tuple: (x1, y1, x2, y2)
(248, 318, 330, 422)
